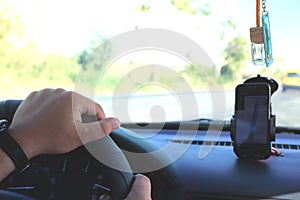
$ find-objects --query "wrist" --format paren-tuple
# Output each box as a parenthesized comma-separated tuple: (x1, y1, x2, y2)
(0, 120, 31, 172)
(8, 128, 37, 160)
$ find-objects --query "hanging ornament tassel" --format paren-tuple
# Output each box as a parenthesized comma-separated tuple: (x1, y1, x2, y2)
(262, 0, 273, 67)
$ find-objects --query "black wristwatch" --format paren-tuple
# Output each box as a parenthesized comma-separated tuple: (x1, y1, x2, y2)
(0, 119, 30, 172)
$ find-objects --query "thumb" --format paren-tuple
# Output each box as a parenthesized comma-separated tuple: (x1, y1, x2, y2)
(77, 117, 121, 144)
(99, 117, 121, 135)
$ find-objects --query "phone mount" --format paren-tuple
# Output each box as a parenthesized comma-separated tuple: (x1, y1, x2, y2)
(243, 74, 278, 95)
(230, 75, 278, 159)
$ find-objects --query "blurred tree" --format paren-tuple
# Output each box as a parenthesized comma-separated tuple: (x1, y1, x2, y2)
(218, 18, 251, 84)
(171, 0, 211, 15)
(0, 0, 42, 74)
(220, 18, 237, 40)
(0, 1, 27, 69)
(220, 36, 249, 82)
(0, 0, 80, 86)
(76, 37, 113, 88)
(138, 3, 151, 13)
(78, 49, 89, 65)
(135, 0, 211, 15)
(0, 2, 23, 42)
(79, 37, 112, 71)
(39, 54, 79, 82)
(180, 63, 219, 88)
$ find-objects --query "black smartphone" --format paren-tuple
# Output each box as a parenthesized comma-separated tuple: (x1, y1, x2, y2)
(234, 83, 271, 159)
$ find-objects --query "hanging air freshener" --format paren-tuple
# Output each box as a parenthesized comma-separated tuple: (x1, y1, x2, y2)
(250, 0, 265, 65)
(250, 27, 265, 65)
(250, 0, 273, 67)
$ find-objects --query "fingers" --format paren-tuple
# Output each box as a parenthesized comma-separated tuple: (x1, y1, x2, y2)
(125, 174, 152, 200)
(77, 117, 121, 144)
(133, 174, 151, 192)
(72, 92, 106, 121)
(10, 88, 122, 158)
(25, 89, 106, 121)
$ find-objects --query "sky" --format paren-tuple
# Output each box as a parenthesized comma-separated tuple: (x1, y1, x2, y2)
(4, 0, 300, 70)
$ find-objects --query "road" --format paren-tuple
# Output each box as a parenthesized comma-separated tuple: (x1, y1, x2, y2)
(272, 90, 300, 127)
(96, 89, 300, 128)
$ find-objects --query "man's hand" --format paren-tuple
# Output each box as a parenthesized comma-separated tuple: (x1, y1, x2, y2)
(1, 89, 152, 200)
(9, 88, 120, 159)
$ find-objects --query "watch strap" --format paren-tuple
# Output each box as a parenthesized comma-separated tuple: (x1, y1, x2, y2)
(0, 120, 30, 172)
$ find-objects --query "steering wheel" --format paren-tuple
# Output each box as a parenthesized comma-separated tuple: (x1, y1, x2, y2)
(0, 100, 181, 200)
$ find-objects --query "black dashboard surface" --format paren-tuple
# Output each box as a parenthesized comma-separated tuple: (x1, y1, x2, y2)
(1, 126, 300, 200)
(128, 128, 300, 200)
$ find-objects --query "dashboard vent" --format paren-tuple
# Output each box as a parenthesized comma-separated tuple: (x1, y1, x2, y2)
(170, 140, 233, 146)
(272, 143, 300, 150)
(170, 140, 300, 150)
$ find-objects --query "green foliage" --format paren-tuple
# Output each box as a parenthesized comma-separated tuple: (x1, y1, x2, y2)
(220, 36, 249, 83)
(220, 19, 238, 40)
(0, 0, 80, 94)
(0, 2, 24, 41)
(37, 54, 80, 82)
(1, 0, 251, 96)
(0, 1, 30, 70)
(78, 36, 113, 72)
(171, 0, 211, 15)
(76, 36, 117, 91)
(180, 63, 220, 89)
(138, 3, 151, 13)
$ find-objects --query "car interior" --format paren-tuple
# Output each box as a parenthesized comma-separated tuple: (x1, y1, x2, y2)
(1, 0, 300, 199)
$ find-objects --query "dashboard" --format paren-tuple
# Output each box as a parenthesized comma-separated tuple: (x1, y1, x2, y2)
(1, 124, 300, 200)
(133, 128, 300, 200)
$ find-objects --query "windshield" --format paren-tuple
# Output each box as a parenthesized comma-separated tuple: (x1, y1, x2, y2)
(1, 0, 300, 127)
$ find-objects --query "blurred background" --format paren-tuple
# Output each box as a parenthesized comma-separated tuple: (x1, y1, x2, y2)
(1, 0, 300, 126)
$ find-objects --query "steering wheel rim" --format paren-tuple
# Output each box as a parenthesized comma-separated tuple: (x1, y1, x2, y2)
(0, 100, 134, 200)
(0, 190, 35, 200)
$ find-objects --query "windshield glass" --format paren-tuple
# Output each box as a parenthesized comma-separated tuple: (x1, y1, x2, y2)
(1, 0, 300, 127)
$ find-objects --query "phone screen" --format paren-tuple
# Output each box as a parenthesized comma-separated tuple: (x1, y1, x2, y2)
(235, 88, 269, 145)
